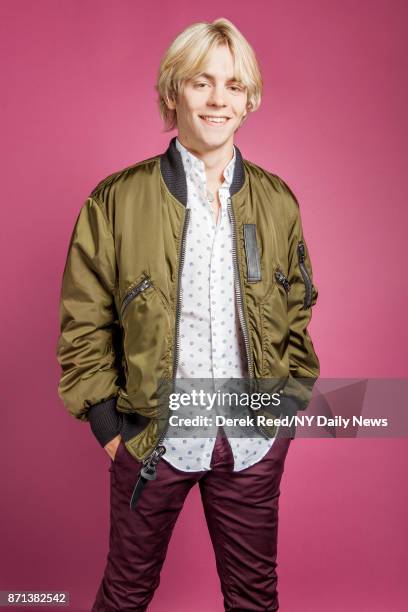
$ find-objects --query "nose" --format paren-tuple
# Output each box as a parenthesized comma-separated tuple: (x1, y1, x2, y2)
(207, 84, 227, 108)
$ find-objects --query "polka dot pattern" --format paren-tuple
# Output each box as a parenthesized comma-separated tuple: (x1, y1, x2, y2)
(162, 137, 276, 472)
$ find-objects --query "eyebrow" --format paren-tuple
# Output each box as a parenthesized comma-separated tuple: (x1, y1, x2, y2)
(194, 72, 243, 84)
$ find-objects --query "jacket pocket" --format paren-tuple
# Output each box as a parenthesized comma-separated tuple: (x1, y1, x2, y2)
(275, 268, 290, 294)
(118, 272, 172, 410)
(297, 241, 316, 309)
(259, 265, 290, 377)
(120, 273, 170, 320)
(121, 276, 153, 320)
(261, 265, 290, 304)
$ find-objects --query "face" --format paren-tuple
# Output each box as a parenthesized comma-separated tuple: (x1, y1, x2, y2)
(166, 44, 249, 152)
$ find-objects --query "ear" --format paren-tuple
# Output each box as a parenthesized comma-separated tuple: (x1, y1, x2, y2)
(242, 100, 250, 120)
(164, 95, 176, 111)
(239, 110, 248, 127)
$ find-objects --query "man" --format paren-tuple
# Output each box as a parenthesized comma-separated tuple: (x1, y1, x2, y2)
(56, 18, 319, 612)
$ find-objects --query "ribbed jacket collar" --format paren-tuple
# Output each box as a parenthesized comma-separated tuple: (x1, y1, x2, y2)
(160, 136, 245, 207)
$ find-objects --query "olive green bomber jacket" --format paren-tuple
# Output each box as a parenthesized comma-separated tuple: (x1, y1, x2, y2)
(56, 136, 320, 463)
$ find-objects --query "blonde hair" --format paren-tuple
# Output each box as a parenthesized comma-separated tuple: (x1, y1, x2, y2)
(155, 18, 263, 132)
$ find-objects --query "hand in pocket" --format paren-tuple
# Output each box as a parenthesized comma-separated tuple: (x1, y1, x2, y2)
(104, 434, 122, 461)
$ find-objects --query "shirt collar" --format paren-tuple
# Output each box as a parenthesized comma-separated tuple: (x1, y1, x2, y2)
(175, 137, 236, 190)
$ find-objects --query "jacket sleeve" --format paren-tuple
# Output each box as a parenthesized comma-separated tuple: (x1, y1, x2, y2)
(280, 181, 320, 415)
(56, 197, 123, 446)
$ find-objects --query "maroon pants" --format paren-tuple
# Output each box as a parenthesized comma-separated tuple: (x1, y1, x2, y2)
(92, 431, 292, 612)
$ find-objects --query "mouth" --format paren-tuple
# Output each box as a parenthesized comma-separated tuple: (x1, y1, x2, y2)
(199, 115, 231, 127)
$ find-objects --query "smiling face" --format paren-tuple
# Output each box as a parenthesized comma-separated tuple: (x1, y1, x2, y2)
(166, 44, 248, 153)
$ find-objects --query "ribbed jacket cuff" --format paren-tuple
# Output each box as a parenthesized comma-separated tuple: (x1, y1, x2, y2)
(88, 397, 123, 447)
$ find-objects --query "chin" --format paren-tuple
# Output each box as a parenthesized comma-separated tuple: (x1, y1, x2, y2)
(199, 128, 234, 142)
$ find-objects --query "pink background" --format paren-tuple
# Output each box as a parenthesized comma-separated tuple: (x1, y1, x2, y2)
(1, 0, 407, 610)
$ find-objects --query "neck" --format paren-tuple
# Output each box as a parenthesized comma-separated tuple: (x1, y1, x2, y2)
(177, 134, 234, 183)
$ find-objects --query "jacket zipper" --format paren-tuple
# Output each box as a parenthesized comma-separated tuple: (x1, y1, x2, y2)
(137, 208, 191, 481)
(133, 196, 289, 497)
(275, 269, 290, 293)
(297, 241, 313, 308)
(227, 197, 270, 440)
(120, 277, 152, 319)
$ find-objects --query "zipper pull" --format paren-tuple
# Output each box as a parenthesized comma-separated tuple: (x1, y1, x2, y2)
(140, 445, 167, 480)
(275, 269, 290, 293)
(130, 445, 166, 511)
(120, 277, 152, 319)
(297, 241, 313, 308)
(131, 278, 152, 299)
(297, 241, 305, 262)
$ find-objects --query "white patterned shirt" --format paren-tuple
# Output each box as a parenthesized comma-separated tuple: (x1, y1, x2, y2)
(161, 137, 276, 472)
